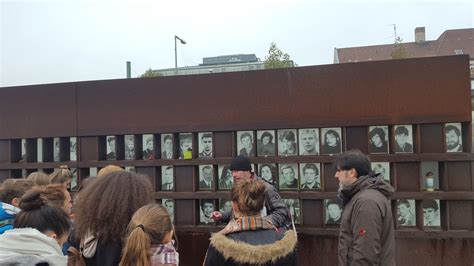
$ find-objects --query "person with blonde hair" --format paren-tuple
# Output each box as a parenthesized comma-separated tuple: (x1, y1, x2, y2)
(204, 179, 297, 265)
(120, 204, 178, 266)
(26, 172, 51, 186)
(49, 165, 73, 189)
(97, 165, 124, 178)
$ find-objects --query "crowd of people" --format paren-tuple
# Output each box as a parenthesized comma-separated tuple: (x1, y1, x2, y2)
(0, 149, 397, 265)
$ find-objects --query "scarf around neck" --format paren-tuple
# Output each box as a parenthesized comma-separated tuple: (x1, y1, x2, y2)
(219, 216, 277, 235)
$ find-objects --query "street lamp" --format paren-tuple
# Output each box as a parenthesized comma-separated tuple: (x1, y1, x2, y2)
(174, 35, 186, 75)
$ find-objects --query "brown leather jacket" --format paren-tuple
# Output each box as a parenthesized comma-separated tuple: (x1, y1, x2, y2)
(337, 175, 395, 266)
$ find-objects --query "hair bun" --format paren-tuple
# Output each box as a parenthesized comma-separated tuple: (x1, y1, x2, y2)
(19, 190, 45, 211)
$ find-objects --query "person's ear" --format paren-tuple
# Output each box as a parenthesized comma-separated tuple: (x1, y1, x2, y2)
(11, 198, 21, 208)
(349, 168, 358, 178)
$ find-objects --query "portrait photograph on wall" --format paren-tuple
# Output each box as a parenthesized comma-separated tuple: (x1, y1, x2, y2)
(283, 198, 301, 224)
(21, 138, 26, 162)
(106, 135, 117, 160)
(161, 134, 174, 159)
(325, 199, 343, 225)
(258, 163, 277, 186)
(162, 199, 175, 223)
(321, 127, 342, 155)
(278, 129, 298, 156)
(393, 125, 413, 153)
(237, 131, 255, 157)
(278, 163, 298, 190)
(70, 137, 77, 161)
(368, 126, 389, 154)
(445, 122, 463, 152)
(199, 199, 215, 225)
(298, 128, 319, 155)
(124, 135, 135, 160)
(161, 165, 174, 191)
(198, 165, 214, 190)
(69, 168, 78, 192)
(396, 199, 416, 226)
(142, 134, 154, 160)
(420, 161, 439, 191)
(256, 130, 276, 157)
(299, 163, 321, 190)
(423, 199, 441, 227)
(198, 132, 213, 158)
(124, 166, 136, 173)
(371, 162, 390, 182)
(179, 133, 193, 159)
(218, 164, 233, 190)
(219, 199, 232, 214)
(54, 137, 60, 162)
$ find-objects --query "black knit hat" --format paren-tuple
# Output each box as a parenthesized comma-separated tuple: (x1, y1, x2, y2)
(229, 155, 252, 171)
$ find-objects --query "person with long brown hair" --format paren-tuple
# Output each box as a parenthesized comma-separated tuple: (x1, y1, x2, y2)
(49, 165, 73, 189)
(26, 171, 51, 186)
(30, 183, 73, 215)
(74, 171, 153, 266)
(120, 204, 178, 266)
(204, 179, 297, 265)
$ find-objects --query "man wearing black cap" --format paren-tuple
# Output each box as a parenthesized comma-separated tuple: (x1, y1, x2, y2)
(210, 155, 290, 228)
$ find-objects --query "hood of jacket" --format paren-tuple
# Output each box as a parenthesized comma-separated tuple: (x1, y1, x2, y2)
(209, 230, 297, 265)
(0, 228, 67, 266)
(338, 174, 394, 205)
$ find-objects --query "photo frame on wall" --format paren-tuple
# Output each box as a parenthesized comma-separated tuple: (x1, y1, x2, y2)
(54, 137, 60, 162)
(396, 199, 416, 226)
(218, 165, 233, 190)
(161, 134, 174, 159)
(70, 137, 77, 161)
(219, 199, 232, 214)
(393, 125, 413, 153)
(423, 199, 441, 227)
(278, 129, 298, 156)
(258, 163, 277, 186)
(278, 163, 298, 190)
(106, 135, 117, 160)
(142, 134, 154, 160)
(162, 199, 175, 223)
(283, 198, 301, 224)
(299, 128, 319, 155)
(179, 133, 193, 159)
(161, 165, 174, 191)
(299, 163, 321, 190)
(321, 128, 342, 155)
(198, 132, 213, 158)
(368, 126, 389, 154)
(371, 162, 390, 182)
(256, 130, 276, 157)
(198, 165, 214, 190)
(37, 138, 43, 162)
(237, 131, 256, 157)
(325, 199, 343, 224)
(199, 199, 215, 225)
(124, 135, 135, 160)
(445, 123, 462, 152)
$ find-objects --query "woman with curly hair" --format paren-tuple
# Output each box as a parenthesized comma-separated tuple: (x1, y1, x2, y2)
(74, 171, 153, 266)
(120, 204, 178, 266)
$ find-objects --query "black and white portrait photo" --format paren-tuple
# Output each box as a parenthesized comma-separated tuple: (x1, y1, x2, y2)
(21, 138, 27, 162)
(162, 199, 175, 223)
(278, 129, 298, 156)
(368, 126, 389, 154)
(106, 135, 117, 160)
(397, 199, 416, 226)
(321, 128, 342, 155)
(125, 166, 136, 173)
(256, 130, 276, 156)
(69, 168, 78, 191)
(161, 165, 174, 191)
(124, 135, 135, 160)
(200, 199, 215, 224)
(70, 137, 77, 161)
(161, 134, 174, 159)
(219, 199, 232, 214)
(237, 131, 255, 157)
(258, 163, 277, 185)
(179, 133, 193, 159)
(54, 137, 60, 162)
(393, 125, 413, 153)
(142, 134, 154, 160)
(325, 199, 343, 224)
(445, 123, 463, 152)
(420, 161, 439, 191)
(299, 163, 321, 190)
(278, 163, 298, 190)
(371, 162, 390, 182)
(423, 199, 441, 227)
(198, 132, 213, 158)
(199, 165, 214, 190)
(299, 128, 319, 155)
(37, 138, 43, 162)
(283, 199, 301, 224)
(218, 165, 233, 190)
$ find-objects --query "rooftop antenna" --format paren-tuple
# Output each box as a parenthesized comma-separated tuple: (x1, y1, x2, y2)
(390, 24, 398, 42)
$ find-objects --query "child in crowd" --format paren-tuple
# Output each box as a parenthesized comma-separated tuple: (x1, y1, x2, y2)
(0, 179, 33, 234)
(120, 203, 179, 266)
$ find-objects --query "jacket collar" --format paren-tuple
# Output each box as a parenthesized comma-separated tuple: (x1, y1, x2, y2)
(337, 175, 394, 205)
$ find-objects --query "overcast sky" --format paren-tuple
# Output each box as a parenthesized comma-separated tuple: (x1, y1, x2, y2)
(0, 0, 472, 87)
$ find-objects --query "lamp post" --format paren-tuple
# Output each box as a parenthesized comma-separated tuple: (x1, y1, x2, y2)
(174, 35, 186, 75)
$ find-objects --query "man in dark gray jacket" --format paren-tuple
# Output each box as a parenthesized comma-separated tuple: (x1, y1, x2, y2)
(210, 155, 290, 228)
(334, 150, 395, 266)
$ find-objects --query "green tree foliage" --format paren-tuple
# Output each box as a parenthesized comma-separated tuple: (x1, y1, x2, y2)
(140, 68, 163, 78)
(390, 37, 409, 59)
(264, 42, 294, 69)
